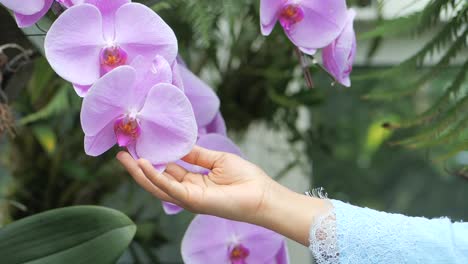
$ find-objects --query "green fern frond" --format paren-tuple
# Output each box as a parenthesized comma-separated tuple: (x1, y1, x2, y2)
(435, 141, 468, 161)
(357, 3, 467, 84)
(359, 12, 421, 40)
(398, 59, 468, 128)
(401, 4, 467, 68)
(363, 36, 467, 101)
(396, 96, 468, 146)
(417, 0, 459, 33)
(409, 115, 468, 148)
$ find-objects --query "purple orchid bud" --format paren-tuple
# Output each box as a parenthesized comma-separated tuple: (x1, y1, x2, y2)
(0, 0, 54, 28)
(179, 65, 220, 128)
(162, 133, 242, 215)
(45, 0, 178, 96)
(81, 65, 197, 172)
(182, 215, 289, 264)
(260, 0, 348, 54)
(322, 9, 357, 87)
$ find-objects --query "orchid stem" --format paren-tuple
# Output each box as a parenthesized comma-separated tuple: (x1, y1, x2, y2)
(35, 23, 48, 33)
(294, 47, 314, 89)
(25, 34, 46, 37)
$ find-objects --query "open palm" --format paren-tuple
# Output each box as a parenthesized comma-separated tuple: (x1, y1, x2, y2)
(117, 146, 274, 222)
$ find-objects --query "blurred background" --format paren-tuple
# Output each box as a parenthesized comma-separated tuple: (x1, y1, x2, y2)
(0, 0, 467, 263)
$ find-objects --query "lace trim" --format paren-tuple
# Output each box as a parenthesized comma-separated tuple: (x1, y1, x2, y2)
(309, 206, 339, 264)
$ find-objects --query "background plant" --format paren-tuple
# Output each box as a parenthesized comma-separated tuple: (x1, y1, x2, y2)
(1, 0, 467, 263)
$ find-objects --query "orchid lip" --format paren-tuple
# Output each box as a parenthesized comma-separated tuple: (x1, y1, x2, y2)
(279, 3, 305, 31)
(229, 244, 250, 264)
(114, 115, 141, 147)
(100, 45, 128, 74)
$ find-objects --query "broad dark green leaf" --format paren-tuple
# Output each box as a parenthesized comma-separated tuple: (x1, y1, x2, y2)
(0, 206, 136, 264)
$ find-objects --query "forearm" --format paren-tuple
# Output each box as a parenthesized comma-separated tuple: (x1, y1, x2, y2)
(253, 180, 332, 246)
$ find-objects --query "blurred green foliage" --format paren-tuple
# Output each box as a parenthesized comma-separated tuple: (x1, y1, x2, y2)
(0, 206, 136, 264)
(0, 0, 467, 263)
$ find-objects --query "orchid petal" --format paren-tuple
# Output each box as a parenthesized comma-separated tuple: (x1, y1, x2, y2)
(299, 46, 317, 56)
(285, 0, 347, 49)
(57, 0, 81, 8)
(259, 0, 282, 36)
(176, 159, 207, 176)
(132, 55, 173, 92)
(182, 215, 235, 264)
(73, 83, 91, 97)
(142, 55, 173, 86)
(126, 143, 138, 160)
(80, 66, 136, 136)
(322, 9, 356, 87)
(114, 3, 178, 64)
(14, 0, 53, 28)
(274, 241, 290, 264)
(180, 66, 220, 128)
(84, 0, 130, 40)
(136, 84, 197, 165)
(171, 61, 184, 90)
(0, 0, 45, 15)
(162, 202, 184, 215)
(182, 215, 286, 264)
(45, 4, 106, 85)
(126, 55, 175, 111)
(198, 134, 242, 157)
(203, 112, 227, 136)
(229, 219, 285, 263)
(84, 121, 116, 156)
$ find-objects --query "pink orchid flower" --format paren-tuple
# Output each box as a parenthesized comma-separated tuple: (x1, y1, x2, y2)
(162, 133, 243, 215)
(0, 0, 54, 28)
(45, 0, 177, 96)
(260, 0, 348, 54)
(322, 9, 357, 87)
(179, 65, 221, 129)
(182, 214, 289, 264)
(81, 62, 197, 172)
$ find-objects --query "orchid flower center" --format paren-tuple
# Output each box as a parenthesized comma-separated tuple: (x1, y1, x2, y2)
(100, 46, 128, 74)
(279, 3, 304, 31)
(229, 244, 250, 264)
(114, 116, 141, 147)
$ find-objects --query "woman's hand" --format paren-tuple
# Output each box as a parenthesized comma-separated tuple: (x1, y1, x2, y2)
(117, 146, 275, 224)
(117, 146, 331, 245)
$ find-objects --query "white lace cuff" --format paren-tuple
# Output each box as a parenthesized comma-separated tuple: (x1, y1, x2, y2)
(309, 205, 339, 264)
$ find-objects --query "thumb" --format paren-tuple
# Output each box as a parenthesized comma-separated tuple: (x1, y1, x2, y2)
(182, 145, 225, 170)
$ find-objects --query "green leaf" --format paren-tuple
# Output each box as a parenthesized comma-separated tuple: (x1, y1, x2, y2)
(19, 84, 71, 126)
(28, 58, 57, 104)
(32, 125, 57, 155)
(0, 206, 136, 264)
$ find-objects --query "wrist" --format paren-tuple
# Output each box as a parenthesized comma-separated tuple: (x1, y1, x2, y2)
(254, 180, 332, 246)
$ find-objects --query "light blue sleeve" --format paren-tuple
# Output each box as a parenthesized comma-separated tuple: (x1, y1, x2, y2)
(309, 199, 468, 264)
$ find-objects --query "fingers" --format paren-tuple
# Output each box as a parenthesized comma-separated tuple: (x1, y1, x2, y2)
(116, 152, 181, 205)
(165, 163, 189, 182)
(138, 159, 191, 204)
(182, 145, 225, 170)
